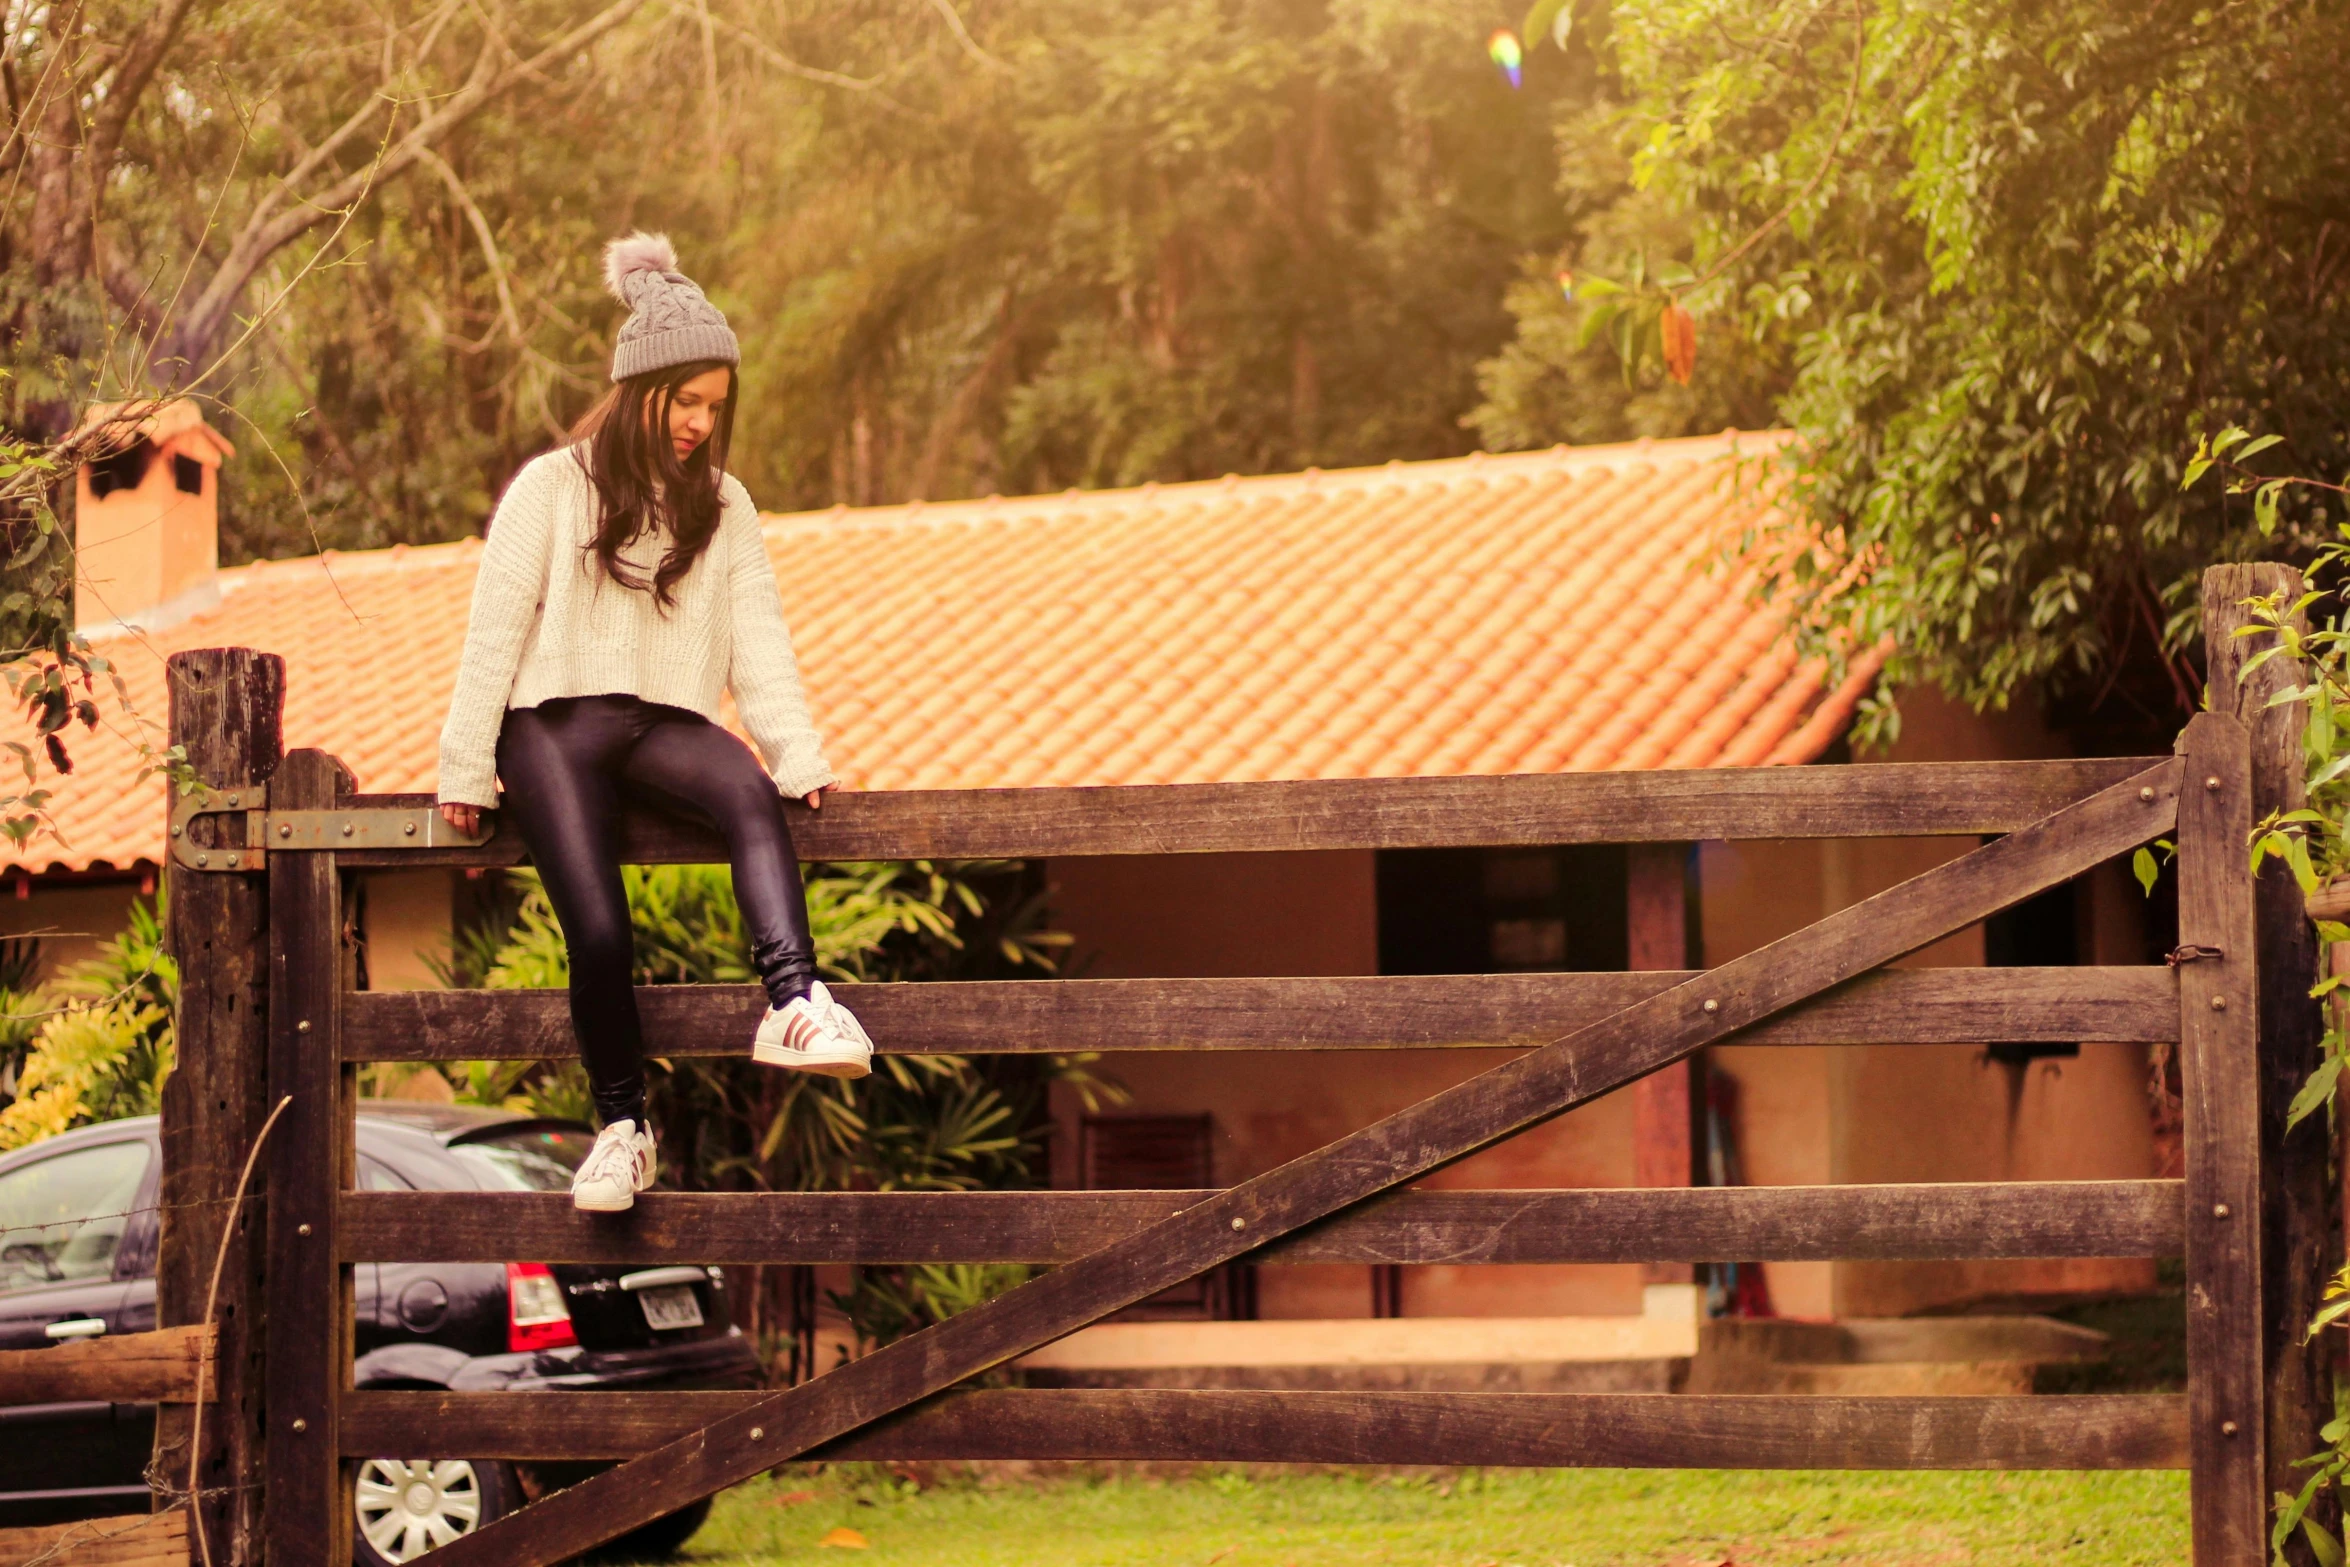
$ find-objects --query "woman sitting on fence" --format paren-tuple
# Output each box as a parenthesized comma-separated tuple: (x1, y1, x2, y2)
(435, 232, 872, 1213)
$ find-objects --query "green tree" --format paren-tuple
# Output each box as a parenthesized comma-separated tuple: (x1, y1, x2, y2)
(1479, 0, 2350, 735)
(0, 897, 176, 1149)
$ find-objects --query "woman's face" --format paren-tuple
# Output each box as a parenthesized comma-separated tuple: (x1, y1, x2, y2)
(665, 368, 732, 462)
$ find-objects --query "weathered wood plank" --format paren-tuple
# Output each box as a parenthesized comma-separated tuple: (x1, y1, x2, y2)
(2205, 564, 2338, 1567)
(340, 966, 2177, 1062)
(263, 751, 354, 1567)
(424, 756, 2183, 1567)
(327, 759, 2159, 867)
(0, 1325, 213, 1406)
(2176, 713, 2267, 1564)
(337, 1180, 2185, 1267)
(340, 1389, 2188, 1471)
(155, 647, 282, 1565)
(1627, 842, 1698, 1288)
(0, 1510, 188, 1567)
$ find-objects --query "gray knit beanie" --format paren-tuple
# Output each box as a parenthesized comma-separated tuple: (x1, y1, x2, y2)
(602, 232, 739, 382)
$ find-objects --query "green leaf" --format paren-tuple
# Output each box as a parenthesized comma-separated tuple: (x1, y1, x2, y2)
(2307, 1516, 2345, 1567)
(2289, 1055, 2344, 1132)
(2213, 426, 2251, 457)
(2288, 831, 2323, 894)
(2183, 456, 2215, 491)
(2258, 480, 2286, 536)
(2133, 846, 2160, 896)
(2242, 433, 2287, 460)
(1522, 0, 1572, 50)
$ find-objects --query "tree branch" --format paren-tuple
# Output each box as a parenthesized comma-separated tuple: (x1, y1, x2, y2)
(170, 0, 653, 367)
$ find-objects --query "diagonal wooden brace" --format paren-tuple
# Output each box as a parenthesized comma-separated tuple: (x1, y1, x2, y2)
(424, 751, 2186, 1567)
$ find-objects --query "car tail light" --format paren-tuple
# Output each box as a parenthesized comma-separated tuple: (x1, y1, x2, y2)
(506, 1263, 577, 1352)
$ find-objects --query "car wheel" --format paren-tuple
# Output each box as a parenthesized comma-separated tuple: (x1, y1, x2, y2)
(352, 1456, 520, 1565)
(597, 1496, 713, 1560)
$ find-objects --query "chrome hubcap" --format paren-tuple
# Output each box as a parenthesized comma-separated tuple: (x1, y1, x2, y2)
(354, 1458, 484, 1561)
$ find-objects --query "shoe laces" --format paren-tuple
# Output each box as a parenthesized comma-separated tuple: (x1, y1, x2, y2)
(580, 1124, 643, 1185)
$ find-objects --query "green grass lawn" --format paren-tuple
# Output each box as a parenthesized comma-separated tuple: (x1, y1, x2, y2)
(629, 1465, 2187, 1566)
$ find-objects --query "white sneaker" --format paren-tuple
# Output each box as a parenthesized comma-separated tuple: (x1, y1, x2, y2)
(751, 980, 874, 1078)
(571, 1119, 657, 1212)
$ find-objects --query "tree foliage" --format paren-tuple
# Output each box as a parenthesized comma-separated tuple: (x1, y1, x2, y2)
(0, 897, 176, 1149)
(1480, 0, 2350, 731)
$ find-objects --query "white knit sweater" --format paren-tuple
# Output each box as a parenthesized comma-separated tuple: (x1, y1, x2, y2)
(436, 449, 836, 808)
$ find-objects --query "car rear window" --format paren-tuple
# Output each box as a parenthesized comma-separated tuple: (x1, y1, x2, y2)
(0, 1139, 151, 1290)
(448, 1127, 597, 1193)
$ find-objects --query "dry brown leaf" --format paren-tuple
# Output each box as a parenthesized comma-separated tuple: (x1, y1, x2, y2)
(819, 1525, 870, 1549)
(1660, 302, 1697, 385)
(767, 1490, 818, 1507)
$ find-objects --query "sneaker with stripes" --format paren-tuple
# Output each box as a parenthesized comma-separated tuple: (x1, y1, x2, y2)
(751, 979, 874, 1078)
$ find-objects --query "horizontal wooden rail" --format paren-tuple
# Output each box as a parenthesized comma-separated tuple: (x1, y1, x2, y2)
(342, 1388, 2187, 1470)
(0, 1325, 213, 1405)
(342, 966, 2175, 1061)
(339, 1179, 2182, 1266)
(0, 1511, 188, 1567)
(330, 758, 2160, 867)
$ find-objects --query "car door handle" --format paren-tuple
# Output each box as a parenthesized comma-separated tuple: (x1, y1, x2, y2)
(44, 1318, 107, 1340)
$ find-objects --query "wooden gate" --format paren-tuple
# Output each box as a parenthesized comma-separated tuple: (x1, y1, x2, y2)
(140, 568, 2331, 1567)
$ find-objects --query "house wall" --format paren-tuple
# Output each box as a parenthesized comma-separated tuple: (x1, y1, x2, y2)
(359, 870, 459, 991)
(1, 879, 143, 982)
(1042, 847, 1645, 1321)
(1045, 689, 2162, 1324)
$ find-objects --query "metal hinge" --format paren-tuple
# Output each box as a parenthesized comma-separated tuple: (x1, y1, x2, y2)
(169, 782, 488, 870)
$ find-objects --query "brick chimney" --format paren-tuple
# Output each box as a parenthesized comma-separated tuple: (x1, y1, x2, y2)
(71, 399, 235, 634)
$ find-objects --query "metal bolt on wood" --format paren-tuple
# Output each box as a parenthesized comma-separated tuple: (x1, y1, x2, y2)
(297, 1020, 312, 1033)
(2211, 996, 2227, 1011)
(749, 1429, 763, 1441)
(1702, 998, 1720, 1013)
(2205, 776, 2222, 792)
(2214, 1205, 2230, 1219)
(2141, 787, 2157, 802)
(292, 1419, 307, 1433)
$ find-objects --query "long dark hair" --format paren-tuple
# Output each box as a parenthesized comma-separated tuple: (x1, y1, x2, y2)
(567, 359, 737, 608)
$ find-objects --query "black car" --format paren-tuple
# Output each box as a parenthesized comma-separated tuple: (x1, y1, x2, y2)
(0, 1102, 762, 1563)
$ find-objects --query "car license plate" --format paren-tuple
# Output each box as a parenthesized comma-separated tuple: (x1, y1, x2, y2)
(637, 1284, 704, 1332)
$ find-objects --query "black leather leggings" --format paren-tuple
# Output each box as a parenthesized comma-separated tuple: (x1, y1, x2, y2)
(494, 695, 819, 1128)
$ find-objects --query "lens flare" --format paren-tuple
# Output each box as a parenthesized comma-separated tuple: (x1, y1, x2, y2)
(1556, 268, 1575, 299)
(1487, 29, 1523, 89)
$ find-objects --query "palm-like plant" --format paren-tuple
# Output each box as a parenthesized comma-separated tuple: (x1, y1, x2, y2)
(434, 858, 1111, 1360)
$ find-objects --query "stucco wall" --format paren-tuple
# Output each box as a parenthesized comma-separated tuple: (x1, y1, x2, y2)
(1043, 847, 1645, 1320)
(1, 880, 143, 982)
(359, 869, 457, 991)
(1044, 688, 2162, 1323)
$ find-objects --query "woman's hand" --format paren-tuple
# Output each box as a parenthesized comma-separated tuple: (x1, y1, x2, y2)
(802, 785, 832, 810)
(439, 802, 484, 837)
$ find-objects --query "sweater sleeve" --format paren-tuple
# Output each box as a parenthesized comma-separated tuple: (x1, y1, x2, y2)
(720, 481, 836, 799)
(435, 459, 560, 807)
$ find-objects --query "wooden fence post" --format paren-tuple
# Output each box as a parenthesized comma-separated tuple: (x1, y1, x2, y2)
(265, 750, 357, 1567)
(2179, 711, 2267, 1561)
(155, 648, 284, 1565)
(2205, 564, 2341, 1562)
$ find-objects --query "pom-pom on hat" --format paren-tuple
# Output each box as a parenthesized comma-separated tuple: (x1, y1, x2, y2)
(602, 231, 739, 382)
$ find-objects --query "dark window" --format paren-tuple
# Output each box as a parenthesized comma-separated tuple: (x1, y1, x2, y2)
(172, 454, 203, 495)
(1079, 1116, 1252, 1319)
(86, 440, 152, 499)
(1376, 845, 1628, 975)
(1984, 880, 2081, 1063)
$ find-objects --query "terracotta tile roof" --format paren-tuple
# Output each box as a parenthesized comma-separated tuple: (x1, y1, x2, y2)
(9, 432, 1882, 875)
